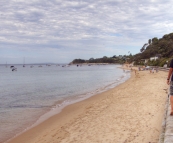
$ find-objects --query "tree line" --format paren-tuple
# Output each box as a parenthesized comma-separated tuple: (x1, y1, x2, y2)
(129, 32, 173, 66)
(71, 55, 130, 64)
(71, 32, 173, 67)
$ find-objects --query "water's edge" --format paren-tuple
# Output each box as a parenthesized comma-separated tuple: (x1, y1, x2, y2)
(5, 69, 131, 143)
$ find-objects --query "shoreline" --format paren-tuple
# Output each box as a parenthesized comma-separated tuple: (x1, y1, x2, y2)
(7, 78, 131, 143)
(7, 68, 168, 143)
(4, 67, 130, 143)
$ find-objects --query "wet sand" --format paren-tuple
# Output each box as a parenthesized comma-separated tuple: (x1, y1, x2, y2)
(8, 68, 168, 143)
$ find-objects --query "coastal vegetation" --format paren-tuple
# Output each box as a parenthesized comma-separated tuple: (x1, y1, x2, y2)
(129, 32, 173, 67)
(71, 55, 131, 64)
(71, 32, 173, 67)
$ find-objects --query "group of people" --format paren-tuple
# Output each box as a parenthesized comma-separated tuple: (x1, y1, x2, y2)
(149, 68, 158, 73)
(136, 66, 159, 74)
(134, 66, 158, 74)
(125, 62, 173, 116)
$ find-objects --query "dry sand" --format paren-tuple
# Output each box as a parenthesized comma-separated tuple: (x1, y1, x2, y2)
(8, 68, 168, 143)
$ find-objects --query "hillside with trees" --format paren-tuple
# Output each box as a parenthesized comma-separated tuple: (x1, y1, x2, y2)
(71, 55, 132, 64)
(129, 32, 173, 66)
(71, 32, 173, 67)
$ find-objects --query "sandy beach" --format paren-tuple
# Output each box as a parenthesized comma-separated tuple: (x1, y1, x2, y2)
(8, 68, 168, 143)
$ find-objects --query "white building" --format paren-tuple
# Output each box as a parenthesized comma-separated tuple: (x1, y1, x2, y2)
(150, 54, 161, 61)
(141, 59, 149, 64)
(150, 57, 158, 61)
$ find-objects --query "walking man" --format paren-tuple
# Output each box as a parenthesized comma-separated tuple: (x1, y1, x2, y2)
(167, 59, 173, 115)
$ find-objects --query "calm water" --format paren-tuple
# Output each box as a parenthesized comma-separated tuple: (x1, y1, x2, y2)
(0, 64, 130, 142)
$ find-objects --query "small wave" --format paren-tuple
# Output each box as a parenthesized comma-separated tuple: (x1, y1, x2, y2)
(1, 105, 51, 109)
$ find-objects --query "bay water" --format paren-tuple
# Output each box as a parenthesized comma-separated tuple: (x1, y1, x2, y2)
(0, 64, 130, 142)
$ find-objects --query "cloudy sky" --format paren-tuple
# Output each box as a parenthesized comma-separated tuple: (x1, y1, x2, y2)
(0, 0, 173, 64)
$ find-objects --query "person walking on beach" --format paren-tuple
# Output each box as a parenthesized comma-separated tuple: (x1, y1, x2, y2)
(134, 69, 137, 75)
(152, 68, 154, 73)
(167, 59, 173, 115)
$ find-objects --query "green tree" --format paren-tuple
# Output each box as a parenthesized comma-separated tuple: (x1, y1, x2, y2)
(140, 43, 148, 52)
(72, 59, 86, 64)
(89, 58, 94, 61)
(152, 37, 158, 44)
(148, 39, 151, 44)
(112, 55, 117, 58)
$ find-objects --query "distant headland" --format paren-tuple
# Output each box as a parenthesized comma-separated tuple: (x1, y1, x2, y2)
(71, 32, 173, 67)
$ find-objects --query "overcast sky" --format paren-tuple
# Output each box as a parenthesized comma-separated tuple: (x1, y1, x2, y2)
(0, 0, 173, 64)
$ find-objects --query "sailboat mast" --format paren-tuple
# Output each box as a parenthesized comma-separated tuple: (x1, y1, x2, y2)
(23, 57, 25, 67)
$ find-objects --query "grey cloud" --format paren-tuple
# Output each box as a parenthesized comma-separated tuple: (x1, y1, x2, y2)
(1, 0, 173, 63)
(15, 10, 44, 22)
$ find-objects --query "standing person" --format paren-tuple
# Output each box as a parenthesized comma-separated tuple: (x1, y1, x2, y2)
(152, 68, 154, 73)
(134, 69, 137, 75)
(156, 68, 158, 73)
(167, 59, 173, 115)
